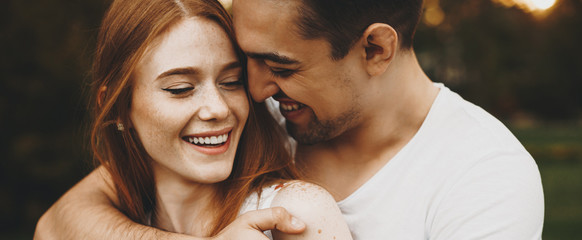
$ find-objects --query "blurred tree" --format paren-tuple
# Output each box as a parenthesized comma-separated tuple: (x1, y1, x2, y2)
(416, 0, 582, 121)
(0, 0, 111, 236)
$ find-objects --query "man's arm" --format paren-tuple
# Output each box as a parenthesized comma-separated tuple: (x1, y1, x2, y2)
(35, 166, 305, 240)
(34, 166, 195, 240)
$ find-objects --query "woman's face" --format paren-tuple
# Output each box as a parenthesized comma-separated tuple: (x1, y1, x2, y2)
(130, 17, 249, 184)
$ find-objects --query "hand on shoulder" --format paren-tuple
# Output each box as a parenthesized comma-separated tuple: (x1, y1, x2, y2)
(271, 181, 352, 240)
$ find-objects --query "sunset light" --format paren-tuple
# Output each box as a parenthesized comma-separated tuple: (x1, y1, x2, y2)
(494, 0, 557, 12)
(530, 0, 557, 10)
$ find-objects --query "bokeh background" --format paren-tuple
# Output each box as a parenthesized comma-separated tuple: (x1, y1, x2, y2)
(1, 0, 580, 239)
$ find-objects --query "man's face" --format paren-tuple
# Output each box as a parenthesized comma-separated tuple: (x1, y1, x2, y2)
(232, 0, 366, 144)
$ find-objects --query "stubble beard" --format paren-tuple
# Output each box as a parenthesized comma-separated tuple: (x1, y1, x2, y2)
(286, 107, 359, 145)
(286, 70, 361, 145)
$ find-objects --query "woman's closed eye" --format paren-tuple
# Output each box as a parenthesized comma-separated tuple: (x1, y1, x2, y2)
(162, 86, 194, 95)
(220, 78, 244, 90)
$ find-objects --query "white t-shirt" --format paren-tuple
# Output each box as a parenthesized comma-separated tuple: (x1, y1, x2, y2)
(268, 83, 544, 239)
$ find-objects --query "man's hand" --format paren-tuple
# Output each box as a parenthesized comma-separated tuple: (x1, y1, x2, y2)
(213, 207, 306, 240)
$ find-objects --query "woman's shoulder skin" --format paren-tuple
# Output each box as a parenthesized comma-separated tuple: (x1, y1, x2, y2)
(270, 180, 353, 240)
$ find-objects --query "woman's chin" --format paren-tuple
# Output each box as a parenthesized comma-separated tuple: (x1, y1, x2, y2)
(185, 168, 234, 185)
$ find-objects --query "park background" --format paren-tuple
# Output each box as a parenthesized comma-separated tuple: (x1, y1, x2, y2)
(1, 0, 580, 239)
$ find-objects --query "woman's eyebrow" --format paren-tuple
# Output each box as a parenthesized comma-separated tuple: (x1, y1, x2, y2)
(156, 67, 199, 80)
(156, 61, 241, 80)
(220, 61, 242, 72)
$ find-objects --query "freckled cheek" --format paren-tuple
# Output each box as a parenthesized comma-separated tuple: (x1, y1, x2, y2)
(226, 91, 250, 123)
(131, 102, 184, 146)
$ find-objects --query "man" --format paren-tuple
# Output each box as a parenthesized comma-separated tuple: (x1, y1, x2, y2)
(36, 0, 544, 239)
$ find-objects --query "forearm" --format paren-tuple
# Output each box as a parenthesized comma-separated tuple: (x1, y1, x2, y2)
(34, 167, 198, 240)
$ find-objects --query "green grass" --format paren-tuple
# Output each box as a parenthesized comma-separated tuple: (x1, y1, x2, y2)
(510, 124, 582, 239)
(511, 125, 582, 165)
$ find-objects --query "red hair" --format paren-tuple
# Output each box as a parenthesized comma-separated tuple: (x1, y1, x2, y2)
(90, 0, 299, 235)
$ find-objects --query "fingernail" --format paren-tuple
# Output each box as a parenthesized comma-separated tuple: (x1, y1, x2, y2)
(291, 216, 305, 229)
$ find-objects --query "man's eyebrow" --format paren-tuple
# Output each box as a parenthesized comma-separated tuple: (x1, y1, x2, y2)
(156, 67, 198, 80)
(246, 52, 299, 65)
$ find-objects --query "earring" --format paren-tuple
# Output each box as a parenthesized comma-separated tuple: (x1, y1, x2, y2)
(117, 122, 125, 131)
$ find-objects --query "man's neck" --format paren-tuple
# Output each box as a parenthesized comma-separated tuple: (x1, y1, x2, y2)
(296, 52, 439, 201)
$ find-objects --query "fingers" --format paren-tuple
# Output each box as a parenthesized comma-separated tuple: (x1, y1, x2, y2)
(242, 207, 306, 234)
(211, 207, 306, 240)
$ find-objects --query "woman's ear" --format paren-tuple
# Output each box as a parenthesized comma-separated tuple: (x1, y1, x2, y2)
(362, 23, 398, 76)
(97, 86, 107, 108)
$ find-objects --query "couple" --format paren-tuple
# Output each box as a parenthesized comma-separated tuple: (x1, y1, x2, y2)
(36, 0, 545, 239)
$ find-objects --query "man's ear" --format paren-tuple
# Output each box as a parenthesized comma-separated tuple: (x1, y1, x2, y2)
(362, 23, 398, 76)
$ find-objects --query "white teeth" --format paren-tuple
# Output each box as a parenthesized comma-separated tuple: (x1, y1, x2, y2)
(187, 133, 229, 145)
(281, 103, 300, 111)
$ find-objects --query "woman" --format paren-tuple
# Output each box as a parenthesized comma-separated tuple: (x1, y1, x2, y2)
(89, 0, 351, 239)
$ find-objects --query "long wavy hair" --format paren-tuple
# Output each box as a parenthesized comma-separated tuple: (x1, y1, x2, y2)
(89, 0, 299, 235)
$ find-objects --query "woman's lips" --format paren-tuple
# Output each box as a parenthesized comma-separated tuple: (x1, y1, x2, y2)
(182, 129, 232, 155)
(184, 132, 229, 146)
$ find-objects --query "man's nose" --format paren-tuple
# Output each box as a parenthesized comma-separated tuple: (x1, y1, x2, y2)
(247, 58, 280, 102)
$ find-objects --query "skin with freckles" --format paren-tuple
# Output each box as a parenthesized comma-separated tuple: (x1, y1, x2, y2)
(271, 181, 352, 240)
(35, 0, 354, 238)
(123, 15, 352, 239)
(131, 17, 248, 235)
(35, 0, 354, 239)
(132, 17, 248, 185)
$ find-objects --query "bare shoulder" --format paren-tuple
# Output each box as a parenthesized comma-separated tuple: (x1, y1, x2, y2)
(271, 181, 335, 208)
(271, 180, 352, 240)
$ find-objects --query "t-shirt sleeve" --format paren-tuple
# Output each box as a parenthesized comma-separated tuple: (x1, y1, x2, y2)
(428, 152, 544, 240)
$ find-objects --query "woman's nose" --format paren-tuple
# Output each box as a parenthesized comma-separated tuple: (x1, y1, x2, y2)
(197, 85, 229, 121)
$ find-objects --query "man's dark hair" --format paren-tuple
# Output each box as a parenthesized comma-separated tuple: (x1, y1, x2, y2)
(294, 0, 423, 60)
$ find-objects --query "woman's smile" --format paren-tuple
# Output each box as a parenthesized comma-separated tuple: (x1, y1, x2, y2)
(130, 17, 249, 184)
(182, 128, 232, 155)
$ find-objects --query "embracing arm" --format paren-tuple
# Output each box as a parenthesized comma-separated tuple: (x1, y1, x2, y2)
(271, 181, 352, 240)
(34, 166, 195, 240)
(34, 166, 305, 240)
